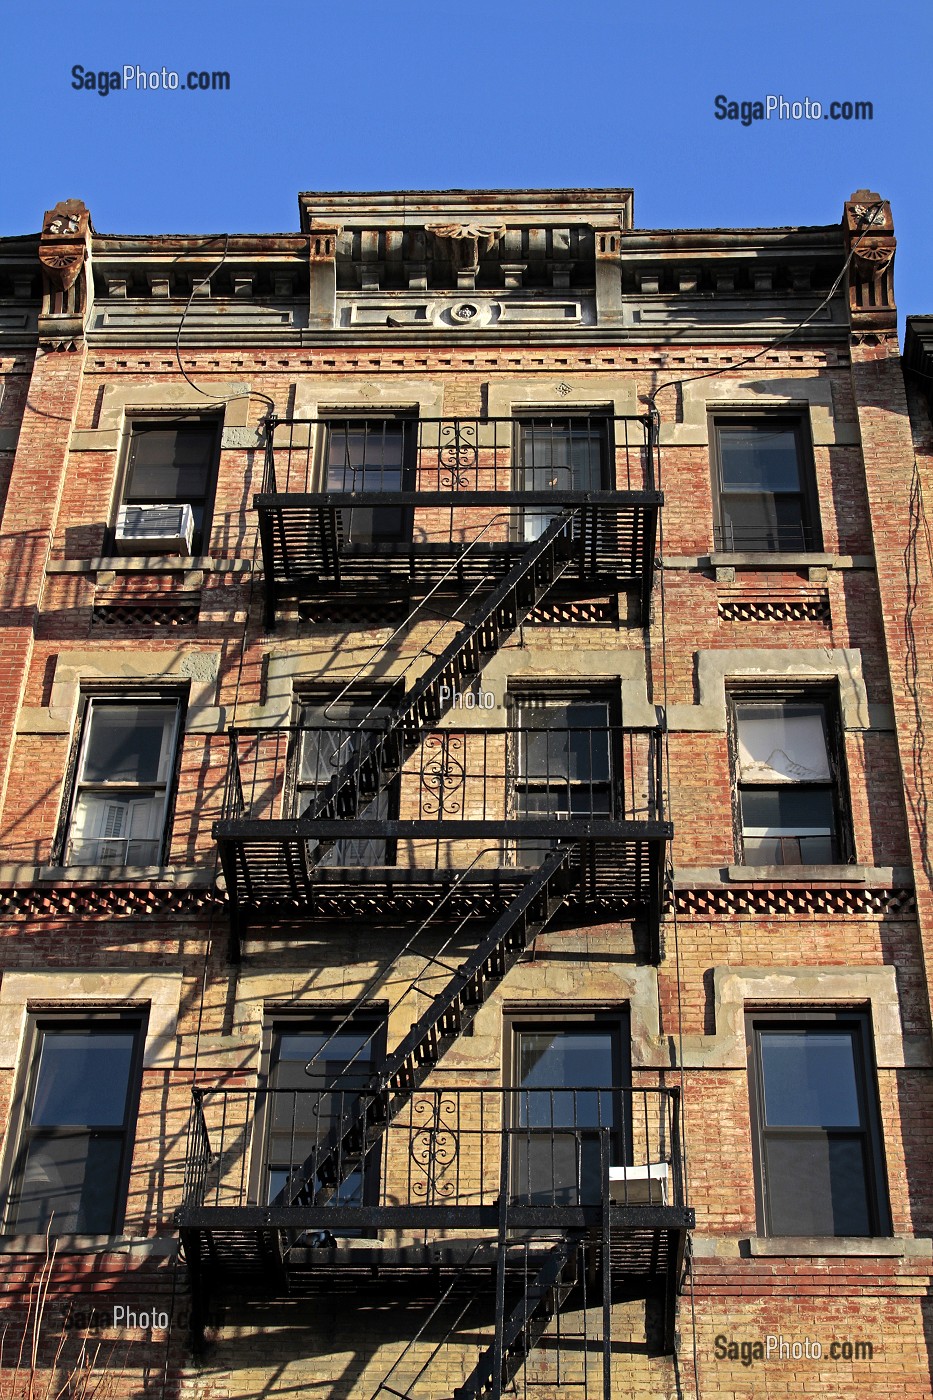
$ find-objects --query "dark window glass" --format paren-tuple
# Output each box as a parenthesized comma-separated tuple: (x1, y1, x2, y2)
(296, 704, 397, 867)
(264, 1019, 383, 1220)
(65, 701, 179, 867)
(512, 1025, 624, 1206)
(7, 1023, 142, 1235)
(512, 697, 615, 865)
(325, 420, 413, 544)
(714, 420, 818, 552)
(517, 419, 609, 541)
(124, 422, 217, 552)
(733, 699, 842, 866)
(749, 1019, 887, 1238)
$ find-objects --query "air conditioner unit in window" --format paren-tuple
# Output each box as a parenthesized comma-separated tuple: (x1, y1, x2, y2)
(114, 503, 194, 556)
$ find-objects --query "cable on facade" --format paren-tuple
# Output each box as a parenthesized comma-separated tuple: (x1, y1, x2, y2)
(645, 202, 887, 418)
(652, 419, 702, 1398)
(173, 234, 275, 412)
(644, 199, 888, 1400)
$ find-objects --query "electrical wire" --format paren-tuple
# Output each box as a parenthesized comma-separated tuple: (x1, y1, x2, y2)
(646, 202, 887, 417)
(646, 204, 888, 1398)
(652, 418, 701, 1398)
(173, 234, 275, 414)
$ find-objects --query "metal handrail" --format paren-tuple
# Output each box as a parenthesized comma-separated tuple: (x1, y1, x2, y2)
(217, 723, 666, 828)
(262, 413, 658, 497)
(179, 1083, 685, 1213)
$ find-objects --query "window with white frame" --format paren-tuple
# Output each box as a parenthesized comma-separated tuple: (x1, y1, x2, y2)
(730, 693, 848, 866)
(62, 699, 181, 867)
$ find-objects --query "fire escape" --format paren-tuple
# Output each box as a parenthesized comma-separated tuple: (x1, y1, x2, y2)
(177, 412, 694, 1387)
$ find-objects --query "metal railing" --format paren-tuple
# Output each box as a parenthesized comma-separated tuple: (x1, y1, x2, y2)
(712, 522, 820, 552)
(180, 1084, 684, 1215)
(261, 414, 658, 500)
(218, 724, 665, 834)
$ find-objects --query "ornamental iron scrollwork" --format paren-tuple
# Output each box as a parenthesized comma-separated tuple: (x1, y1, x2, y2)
(420, 733, 465, 816)
(409, 1093, 459, 1202)
(438, 421, 478, 489)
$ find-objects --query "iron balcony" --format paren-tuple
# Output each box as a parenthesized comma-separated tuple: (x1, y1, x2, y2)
(176, 1082, 693, 1310)
(255, 414, 662, 625)
(214, 722, 671, 954)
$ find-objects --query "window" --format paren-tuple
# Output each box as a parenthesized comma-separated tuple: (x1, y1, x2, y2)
(261, 1014, 385, 1216)
(730, 693, 847, 866)
(121, 419, 219, 553)
(323, 418, 415, 544)
(515, 417, 610, 541)
(747, 1013, 889, 1237)
(294, 696, 399, 867)
(62, 699, 181, 867)
(712, 417, 819, 552)
(511, 1020, 628, 1205)
(3, 1015, 144, 1235)
(511, 692, 616, 865)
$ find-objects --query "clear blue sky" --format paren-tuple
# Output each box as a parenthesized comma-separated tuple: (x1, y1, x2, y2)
(2, 0, 929, 330)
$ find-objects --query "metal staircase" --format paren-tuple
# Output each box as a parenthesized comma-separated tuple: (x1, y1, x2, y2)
(454, 1239, 581, 1400)
(282, 846, 577, 1208)
(301, 511, 578, 848)
(179, 405, 692, 1376)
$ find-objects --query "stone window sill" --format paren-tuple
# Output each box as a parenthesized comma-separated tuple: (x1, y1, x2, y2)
(747, 1236, 908, 1257)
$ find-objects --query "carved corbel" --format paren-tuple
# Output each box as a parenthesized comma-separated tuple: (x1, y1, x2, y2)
(308, 221, 340, 328)
(843, 190, 896, 335)
(38, 199, 93, 350)
(426, 223, 505, 289)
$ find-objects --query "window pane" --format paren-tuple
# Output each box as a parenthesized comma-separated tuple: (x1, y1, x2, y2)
(67, 792, 166, 866)
(277, 1030, 376, 1067)
(719, 427, 802, 492)
(764, 1135, 872, 1236)
(736, 705, 831, 783)
(740, 786, 835, 835)
(517, 1029, 616, 1129)
(12, 1134, 125, 1234)
(513, 1134, 604, 1206)
(719, 494, 807, 552)
(518, 702, 610, 782)
(326, 423, 410, 543)
(126, 428, 213, 502)
(519, 422, 606, 491)
(81, 705, 177, 784)
(31, 1031, 136, 1126)
(760, 1030, 862, 1127)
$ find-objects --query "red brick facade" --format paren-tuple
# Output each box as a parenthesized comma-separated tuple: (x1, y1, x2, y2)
(0, 188, 930, 1398)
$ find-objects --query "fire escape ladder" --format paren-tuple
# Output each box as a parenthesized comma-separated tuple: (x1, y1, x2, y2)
(279, 844, 578, 1210)
(303, 511, 578, 851)
(453, 1238, 580, 1400)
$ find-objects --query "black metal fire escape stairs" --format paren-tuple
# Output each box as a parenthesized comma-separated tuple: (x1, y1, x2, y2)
(220, 508, 586, 956)
(284, 843, 577, 1211)
(183, 448, 691, 1369)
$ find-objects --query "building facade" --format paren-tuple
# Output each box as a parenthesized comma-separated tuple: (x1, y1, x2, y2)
(0, 187, 930, 1399)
